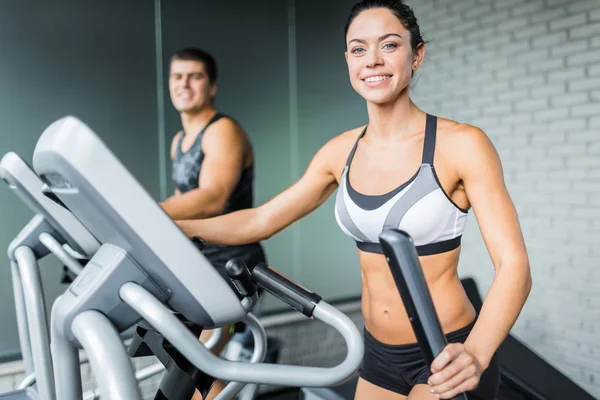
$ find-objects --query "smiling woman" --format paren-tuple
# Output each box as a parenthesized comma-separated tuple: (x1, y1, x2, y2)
(175, 1, 532, 399)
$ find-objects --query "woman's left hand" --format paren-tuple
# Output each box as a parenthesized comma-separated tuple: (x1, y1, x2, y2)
(427, 343, 483, 399)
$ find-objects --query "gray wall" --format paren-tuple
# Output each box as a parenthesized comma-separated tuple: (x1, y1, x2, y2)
(159, 0, 365, 311)
(294, 0, 365, 298)
(159, 0, 297, 312)
(406, 0, 600, 396)
(0, 1, 160, 359)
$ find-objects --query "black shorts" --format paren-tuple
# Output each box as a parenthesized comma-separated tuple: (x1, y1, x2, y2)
(359, 320, 500, 399)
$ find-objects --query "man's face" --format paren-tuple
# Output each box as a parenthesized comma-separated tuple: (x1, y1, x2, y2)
(169, 59, 216, 113)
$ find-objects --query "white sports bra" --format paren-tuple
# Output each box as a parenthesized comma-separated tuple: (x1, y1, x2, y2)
(334, 114, 469, 256)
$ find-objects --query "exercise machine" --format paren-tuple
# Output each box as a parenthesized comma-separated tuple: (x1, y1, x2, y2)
(30, 116, 364, 400)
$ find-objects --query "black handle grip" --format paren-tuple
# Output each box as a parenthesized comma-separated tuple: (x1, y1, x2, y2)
(251, 262, 322, 318)
(379, 229, 469, 400)
(225, 258, 256, 298)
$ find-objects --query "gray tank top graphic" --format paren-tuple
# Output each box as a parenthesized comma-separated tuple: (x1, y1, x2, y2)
(171, 113, 253, 214)
(171, 113, 264, 269)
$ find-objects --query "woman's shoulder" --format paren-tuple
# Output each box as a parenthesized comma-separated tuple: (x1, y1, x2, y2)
(307, 126, 368, 174)
(324, 125, 367, 150)
(435, 117, 493, 151)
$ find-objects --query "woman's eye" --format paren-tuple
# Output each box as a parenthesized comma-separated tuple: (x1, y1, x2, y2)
(351, 48, 365, 54)
(383, 43, 397, 50)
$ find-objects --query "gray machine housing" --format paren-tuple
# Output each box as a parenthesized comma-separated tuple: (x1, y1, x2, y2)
(33, 116, 246, 330)
(0, 152, 100, 259)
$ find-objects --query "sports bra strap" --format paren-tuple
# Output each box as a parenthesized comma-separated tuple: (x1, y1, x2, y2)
(422, 114, 437, 165)
(344, 126, 368, 167)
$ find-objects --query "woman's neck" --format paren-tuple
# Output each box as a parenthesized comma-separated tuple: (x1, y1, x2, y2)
(365, 94, 425, 142)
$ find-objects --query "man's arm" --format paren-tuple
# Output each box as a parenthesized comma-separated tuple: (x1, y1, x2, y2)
(160, 118, 247, 220)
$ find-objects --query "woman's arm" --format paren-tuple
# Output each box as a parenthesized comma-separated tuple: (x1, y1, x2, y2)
(429, 125, 532, 398)
(176, 138, 340, 245)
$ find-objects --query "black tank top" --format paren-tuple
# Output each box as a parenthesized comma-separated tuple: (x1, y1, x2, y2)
(171, 112, 265, 269)
(172, 113, 254, 214)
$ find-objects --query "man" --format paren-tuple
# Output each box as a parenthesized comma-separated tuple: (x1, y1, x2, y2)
(160, 47, 266, 400)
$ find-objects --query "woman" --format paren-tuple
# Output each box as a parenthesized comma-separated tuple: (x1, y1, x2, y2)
(178, 1, 532, 399)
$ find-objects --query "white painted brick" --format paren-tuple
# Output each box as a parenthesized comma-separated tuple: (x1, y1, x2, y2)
(466, 25, 496, 41)
(568, 157, 600, 168)
(496, 65, 527, 80)
(550, 13, 588, 31)
(532, 83, 567, 97)
(546, 0, 571, 6)
(590, 168, 600, 179)
(480, 33, 512, 49)
(573, 207, 600, 218)
(501, 112, 533, 125)
(591, 64, 600, 77)
(513, 147, 545, 159)
(451, 19, 480, 35)
(567, 49, 600, 67)
(592, 36, 600, 48)
(449, 0, 478, 14)
(512, 74, 545, 88)
(494, 0, 523, 11)
(548, 66, 587, 82)
(534, 203, 572, 217)
(532, 7, 568, 24)
(548, 143, 587, 156)
(494, 134, 528, 147)
(480, 57, 510, 72)
(464, 3, 493, 19)
(511, 0, 545, 16)
(534, 107, 570, 121)
(568, 0, 600, 13)
(497, 88, 529, 102)
(435, 13, 463, 28)
(592, 7, 600, 21)
(519, 23, 550, 39)
(547, 117, 587, 132)
(548, 169, 587, 182)
(568, 131, 599, 143)
(591, 90, 600, 101)
(570, 22, 600, 39)
(571, 103, 600, 117)
(551, 92, 589, 107)
(499, 40, 531, 56)
(590, 142, 600, 154)
(529, 57, 565, 73)
(569, 77, 600, 92)
(515, 98, 549, 111)
(532, 31, 568, 48)
(531, 132, 566, 145)
(479, 9, 510, 25)
(591, 116, 600, 127)
(483, 103, 512, 115)
(551, 39, 589, 56)
(481, 80, 511, 94)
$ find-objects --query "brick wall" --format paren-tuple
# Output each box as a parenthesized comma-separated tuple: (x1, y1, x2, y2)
(405, 0, 600, 397)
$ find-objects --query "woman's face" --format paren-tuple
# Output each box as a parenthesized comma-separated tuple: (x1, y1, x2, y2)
(345, 8, 423, 105)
